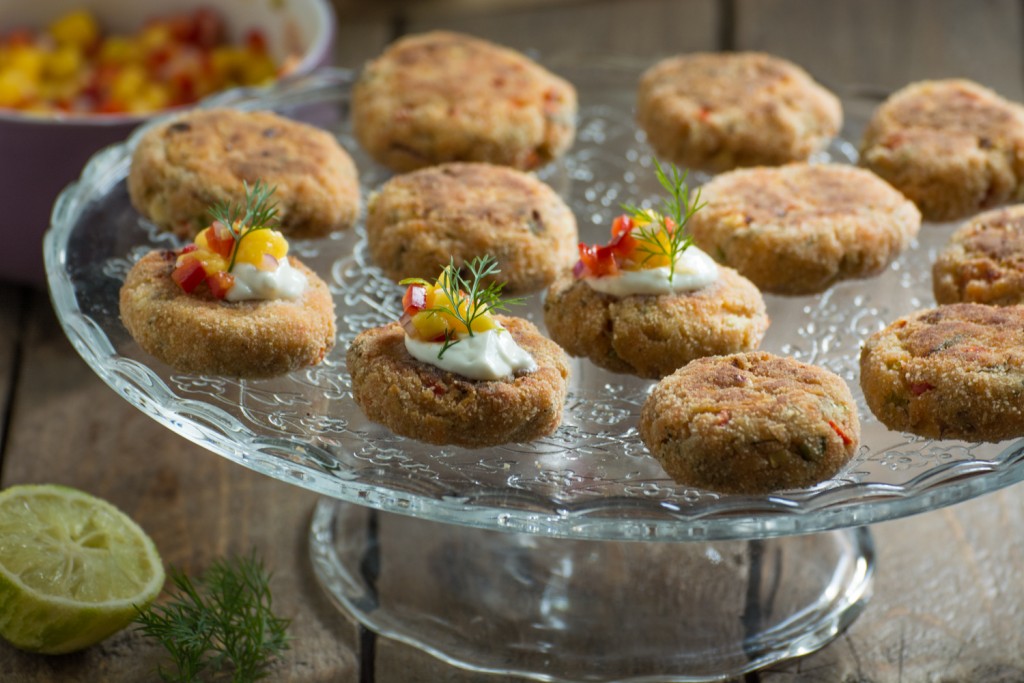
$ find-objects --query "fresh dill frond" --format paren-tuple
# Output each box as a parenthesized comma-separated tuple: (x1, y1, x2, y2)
(208, 180, 281, 272)
(135, 552, 291, 683)
(621, 159, 705, 283)
(400, 255, 524, 359)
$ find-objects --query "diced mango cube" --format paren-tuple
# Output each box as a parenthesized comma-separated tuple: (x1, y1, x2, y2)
(49, 10, 100, 50)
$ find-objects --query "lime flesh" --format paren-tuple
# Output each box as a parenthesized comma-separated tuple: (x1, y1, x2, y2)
(0, 484, 165, 654)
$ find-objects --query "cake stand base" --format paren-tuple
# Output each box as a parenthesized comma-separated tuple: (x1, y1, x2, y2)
(309, 499, 874, 682)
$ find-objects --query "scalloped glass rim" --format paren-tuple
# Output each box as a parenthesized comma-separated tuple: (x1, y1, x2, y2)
(44, 65, 1024, 542)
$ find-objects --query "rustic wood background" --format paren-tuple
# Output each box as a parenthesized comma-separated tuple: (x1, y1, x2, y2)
(2, 0, 1023, 681)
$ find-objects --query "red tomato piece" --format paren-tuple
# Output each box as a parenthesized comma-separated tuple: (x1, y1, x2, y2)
(245, 29, 268, 53)
(576, 242, 619, 278)
(171, 256, 205, 293)
(192, 8, 225, 49)
(206, 271, 234, 299)
(206, 221, 235, 259)
(611, 214, 633, 239)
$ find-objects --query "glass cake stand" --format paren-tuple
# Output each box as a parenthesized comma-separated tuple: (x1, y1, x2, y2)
(44, 65, 1024, 682)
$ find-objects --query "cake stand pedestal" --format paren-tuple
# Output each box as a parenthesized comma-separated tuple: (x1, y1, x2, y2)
(310, 500, 874, 682)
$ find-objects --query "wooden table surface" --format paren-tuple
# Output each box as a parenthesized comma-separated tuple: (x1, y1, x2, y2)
(3, 1, 1024, 681)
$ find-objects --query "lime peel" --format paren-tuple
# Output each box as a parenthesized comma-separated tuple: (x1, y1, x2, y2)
(0, 484, 165, 654)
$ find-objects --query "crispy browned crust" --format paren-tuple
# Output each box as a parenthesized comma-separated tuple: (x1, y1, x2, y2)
(859, 303, 1024, 441)
(933, 204, 1024, 305)
(366, 162, 577, 293)
(859, 79, 1024, 222)
(119, 250, 336, 378)
(543, 266, 769, 379)
(636, 52, 841, 173)
(346, 316, 569, 447)
(689, 163, 921, 295)
(351, 31, 577, 172)
(128, 108, 360, 239)
(639, 351, 860, 494)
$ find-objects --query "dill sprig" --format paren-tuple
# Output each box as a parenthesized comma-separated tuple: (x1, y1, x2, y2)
(135, 552, 291, 683)
(400, 255, 524, 359)
(208, 180, 281, 272)
(621, 159, 705, 283)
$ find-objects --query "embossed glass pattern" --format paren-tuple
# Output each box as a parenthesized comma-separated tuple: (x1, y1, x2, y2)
(45, 66, 1024, 541)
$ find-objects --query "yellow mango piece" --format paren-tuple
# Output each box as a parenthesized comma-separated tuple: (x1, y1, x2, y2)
(0, 68, 36, 106)
(411, 310, 449, 341)
(111, 65, 146, 103)
(138, 24, 172, 53)
(7, 46, 44, 81)
(234, 229, 289, 268)
(45, 45, 82, 80)
(49, 10, 100, 49)
(98, 37, 140, 66)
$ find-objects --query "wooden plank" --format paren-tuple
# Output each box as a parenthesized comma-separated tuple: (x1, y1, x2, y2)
(404, 0, 720, 58)
(0, 290, 359, 679)
(734, 0, 1024, 100)
(334, 19, 396, 68)
(0, 283, 26, 463)
(761, 488, 1024, 682)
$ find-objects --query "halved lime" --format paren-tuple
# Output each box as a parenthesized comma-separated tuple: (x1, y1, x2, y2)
(0, 484, 165, 654)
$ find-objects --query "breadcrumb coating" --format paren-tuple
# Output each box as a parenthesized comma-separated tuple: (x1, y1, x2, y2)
(640, 351, 860, 494)
(129, 108, 360, 239)
(637, 52, 841, 173)
(119, 250, 336, 378)
(352, 31, 576, 172)
(346, 315, 569, 447)
(860, 303, 1024, 441)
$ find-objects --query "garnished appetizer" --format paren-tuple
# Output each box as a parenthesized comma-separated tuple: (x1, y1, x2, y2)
(574, 161, 716, 295)
(543, 160, 770, 379)
(119, 182, 336, 379)
(346, 256, 569, 447)
(171, 181, 306, 302)
(398, 256, 534, 381)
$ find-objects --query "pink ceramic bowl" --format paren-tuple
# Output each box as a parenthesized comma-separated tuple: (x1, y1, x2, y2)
(0, 0, 335, 286)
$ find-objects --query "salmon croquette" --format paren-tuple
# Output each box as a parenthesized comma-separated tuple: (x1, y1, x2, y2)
(639, 351, 860, 494)
(859, 303, 1024, 442)
(351, 31, 577, 172)
(366, 163, 577, 293)
(128, 108, 360, 239)
(636, 52, 842, 173)
(543, 266, 768, 379)
(860, 79, 1024, 222)
(119, 250, 336, 379)
(933, 204, 1024, 305)
(689, 163, 921, 295)
(346, 316, 569, 447)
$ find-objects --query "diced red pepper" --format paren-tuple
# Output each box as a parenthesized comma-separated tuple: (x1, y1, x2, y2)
(402, 284, 428, 314)
(245, 29, 268, 53)
(829, 420, 854, 446)
(171, 256, 205, 293)
(909, 382, 935, 397)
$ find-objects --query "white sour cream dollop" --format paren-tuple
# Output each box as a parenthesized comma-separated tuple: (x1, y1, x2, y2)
(225, 260, 307, 302)
(583, 246, 719, 296)
(405, 326, 537, 381)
